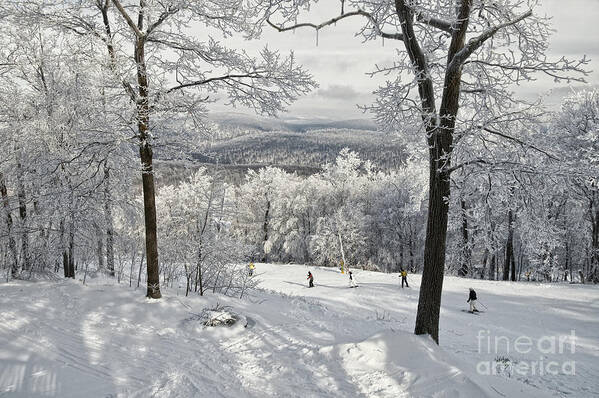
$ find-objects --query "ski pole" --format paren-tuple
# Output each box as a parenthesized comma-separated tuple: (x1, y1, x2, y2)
(477, 300, 488, 310)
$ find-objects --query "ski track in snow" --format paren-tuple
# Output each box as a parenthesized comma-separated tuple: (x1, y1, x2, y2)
(1, 264, 598, 397)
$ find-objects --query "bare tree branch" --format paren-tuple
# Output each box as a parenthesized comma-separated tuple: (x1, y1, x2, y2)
(146, 6, 179, 36)
(96, 1, 137, 102)
(112, 0, 144, 38)
(267, 10, 404, 40)
(449, 10, 532, 73)
(415, 11, 451, 33)
(481, 126, 560, 160)
(166, 72, 267, 93)
(446, 158, 489, 174)
(394, 0, 437, 126)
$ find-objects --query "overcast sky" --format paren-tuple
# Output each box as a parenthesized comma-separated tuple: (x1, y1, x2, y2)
(209, 0, 599, 121)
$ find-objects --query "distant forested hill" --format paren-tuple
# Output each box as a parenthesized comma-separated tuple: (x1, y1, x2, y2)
(194, 128, 406, 171)
(154, 114, 406, 186)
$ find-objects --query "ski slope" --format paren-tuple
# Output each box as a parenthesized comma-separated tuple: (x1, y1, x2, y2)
(1, 263, 598, 397)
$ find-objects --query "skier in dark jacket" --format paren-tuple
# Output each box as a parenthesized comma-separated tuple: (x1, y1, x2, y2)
(467, 288, 478, 312)
(307, 271, 314, 288)
(349, 270, 357, 287)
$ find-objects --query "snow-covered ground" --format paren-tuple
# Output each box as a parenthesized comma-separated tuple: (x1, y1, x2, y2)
(1, 264, 598, 397)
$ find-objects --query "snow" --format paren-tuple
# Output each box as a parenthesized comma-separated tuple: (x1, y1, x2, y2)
(1, 264, 598, 397)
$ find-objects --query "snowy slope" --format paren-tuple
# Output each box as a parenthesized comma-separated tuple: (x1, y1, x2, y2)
(1, 264, 597, 397)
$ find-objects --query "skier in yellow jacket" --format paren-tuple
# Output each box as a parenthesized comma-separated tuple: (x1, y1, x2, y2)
(399, 268, 409, 288)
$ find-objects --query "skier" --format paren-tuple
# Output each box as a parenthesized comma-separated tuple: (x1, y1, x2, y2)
(248, 262, 255, 276)
(467, 288, 479, 312)
(307, 271, 314, 288)
(399, 268, 409, 288)
(348, 270, 357, 288)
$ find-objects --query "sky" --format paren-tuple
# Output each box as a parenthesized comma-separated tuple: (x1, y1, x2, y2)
(209, 0, 599, 121)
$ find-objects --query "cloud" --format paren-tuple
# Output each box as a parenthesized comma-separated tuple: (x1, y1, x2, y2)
(316, 84, 361, 99)
(547, 84, 599, 97)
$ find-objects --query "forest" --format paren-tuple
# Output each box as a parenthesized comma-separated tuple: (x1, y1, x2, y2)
(0, 0, 597, 344)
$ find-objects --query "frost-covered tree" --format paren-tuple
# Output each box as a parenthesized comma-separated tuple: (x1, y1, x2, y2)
(235, 167, 292, 262)
(15, 0, 317, 297)
(232, 150, 428, 271)
(0, 21, 128, 279)
(265, 0, 588, 343)
(550, 90, 599, 282)
(156, 168, 253, 297)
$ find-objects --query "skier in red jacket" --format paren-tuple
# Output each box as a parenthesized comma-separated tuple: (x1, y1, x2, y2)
(307, 271, 314, 288)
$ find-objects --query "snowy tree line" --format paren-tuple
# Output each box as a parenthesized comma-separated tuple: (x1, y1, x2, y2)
(232, 149, 427, 271)
(0, 12, 597, 288)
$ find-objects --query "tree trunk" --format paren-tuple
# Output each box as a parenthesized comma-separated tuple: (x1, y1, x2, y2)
(590, 194, 599, 282)
(399, 241, 404, 272)
(67, 210, 75, 279)
(96, 223, 104, 271)
(0, 173, 19, 277)
(104, 165, 115, 277)
(489, 252, 496, 281)
(261, 195, 270, 262)
(510, 246, 516, 282)
(60, 219, 68, 278)
(504, 209, 515, 281)
(197, 245, 204, 296)
(414, 154, 451, 343)
(408, 233, 414, 272)
(458, 199, 470, 277)
(15, 152, 30, 272)
(137, 250, 144, 288)
(129, 246, 136, 287)
(481, 249, 489, 280)
(411, 0, 471, 343)
(135, 37, 161, 299)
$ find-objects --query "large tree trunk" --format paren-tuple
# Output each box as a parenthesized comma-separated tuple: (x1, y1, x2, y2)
(410, 0, 470, 344)
(135, 37, 161, 299)
(414, 156, 451, 343)
(104, 165, 115, 277)
(0, 172, 19, 277)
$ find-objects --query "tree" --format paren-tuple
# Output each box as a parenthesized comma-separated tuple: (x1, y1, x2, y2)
(551, 90, 599, 283)
(31, 0, 316, 298)
(156, 169, 253, 297)
(265, 0, 587, 343)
